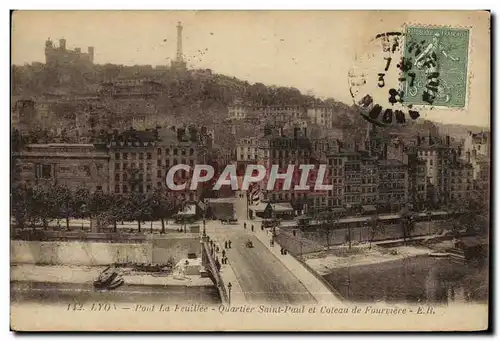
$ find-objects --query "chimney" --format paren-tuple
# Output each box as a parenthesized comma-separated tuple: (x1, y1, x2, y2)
(466, 151, 470, 163)
(59, 38, 66, 50)
(303, 127, 307, 137)
(417, 134, 421, 146)
(88, 46, 94, 63)
(446, 135, 450, 146)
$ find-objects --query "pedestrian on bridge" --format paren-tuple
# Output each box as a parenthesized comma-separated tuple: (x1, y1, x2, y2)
(244, 222, 247, 229)
(228, 240, 232, 248)
(224, 240, 228, 249)
(251, 224, 254, 232)
(222, 249, 226, 258)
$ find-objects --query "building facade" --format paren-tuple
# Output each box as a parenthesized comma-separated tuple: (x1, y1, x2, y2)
(13, 143, 110, 193)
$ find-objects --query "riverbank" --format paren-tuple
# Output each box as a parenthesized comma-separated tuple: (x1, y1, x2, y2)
(10, 264, 214, 287)
(304, 244, 432, 276)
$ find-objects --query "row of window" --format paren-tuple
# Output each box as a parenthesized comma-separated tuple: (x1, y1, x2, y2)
(379, 194, 405, 201)
(272, 150, 310, 158)
(115, 152, 152, 160)
(114, 159, 196, 170)
(115, 163, 151, 171)
(379, 173, 405, 180)
(157, 148, 195, 156)
(451, 185, 472, 191)
(114, 148, 195, 160)
(379, 183, 406, 190)
(328, 159, 344, 166)
(239, 154, 257, 161)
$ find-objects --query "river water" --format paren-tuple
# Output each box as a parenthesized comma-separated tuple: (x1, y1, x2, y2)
(11, 281, 222, 305)
(323, 256, 488, 304)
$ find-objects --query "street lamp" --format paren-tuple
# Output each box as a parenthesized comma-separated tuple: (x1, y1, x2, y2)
(227, 282, 232, 306)
(80, 204, 87, 230)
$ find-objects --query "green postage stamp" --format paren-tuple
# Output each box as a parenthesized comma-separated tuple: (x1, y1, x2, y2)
(402, 26, 470, 108)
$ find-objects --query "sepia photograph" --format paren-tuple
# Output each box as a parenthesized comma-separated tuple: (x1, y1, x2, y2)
(9, 10, 490, 331)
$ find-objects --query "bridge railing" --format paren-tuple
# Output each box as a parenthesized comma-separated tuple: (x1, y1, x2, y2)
(201, 240, 229, 304)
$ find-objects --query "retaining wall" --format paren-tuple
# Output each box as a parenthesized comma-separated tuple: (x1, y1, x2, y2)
(11, 234, 201, 266)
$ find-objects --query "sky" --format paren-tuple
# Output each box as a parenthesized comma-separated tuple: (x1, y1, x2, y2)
(11, 10, 490, 128)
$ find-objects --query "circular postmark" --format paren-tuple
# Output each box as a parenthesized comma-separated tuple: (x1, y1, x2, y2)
(349, 30, 421, 127)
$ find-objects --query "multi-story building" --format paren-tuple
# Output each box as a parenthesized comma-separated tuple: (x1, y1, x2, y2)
(227, 102, 252, 120)
(463, 130, 490, 158)
(377, 159, 408, 212)
(13, 143, 110, 193)
(253, 105, 306, 122)
(448, 158, 474, 203)
(416, 134, 453, 205)
(360, 153, 378, 205)
(227, 102, 308, 125)
(108, 129, 159, 196)
(326, 145, 345, 209)
(307, 105, 333, 128)
(108, 126, 203, 202)
(466, 149, 490, 203)
(410, 152, 428, 210)
(343, 151, 362, 209)
(258, 126, 311, 205)
(235, 136, 259, 174)
(461, 130, 490, 204)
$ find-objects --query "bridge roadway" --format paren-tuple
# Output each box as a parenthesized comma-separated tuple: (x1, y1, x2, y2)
(206, 220, 315, 304)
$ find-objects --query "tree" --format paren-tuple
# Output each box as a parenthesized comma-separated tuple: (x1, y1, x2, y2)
(51, 185, 73, 230)
(72, 187, 90, 229)
(11, 184, 28, 229)
(107, 193, 126, 232)
(28, 187, 53, 229)
(399, 205, 415, 245)
(367, 216, 384, 249)
(315, 211, 340, 250)
(449, 194, 488, 237)
(151, 189, 182, 234)
(126, 193, 153, 232)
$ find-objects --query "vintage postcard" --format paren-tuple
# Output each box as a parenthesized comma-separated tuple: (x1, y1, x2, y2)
(10, 10, 490, 331)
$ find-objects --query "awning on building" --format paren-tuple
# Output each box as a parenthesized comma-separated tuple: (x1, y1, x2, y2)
(250, 202, 268, 212)
(338, 216, 369, 224)
(332, 207, 347, 214)
(362, 205, 377, 213)
(273, 203, 294, 212)
(431, 211, 449, 216)
(177, 204, 196, 216)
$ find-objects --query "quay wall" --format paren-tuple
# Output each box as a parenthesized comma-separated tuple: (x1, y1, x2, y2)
(11, 234, 201, 266)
